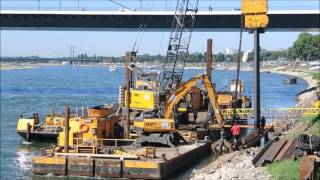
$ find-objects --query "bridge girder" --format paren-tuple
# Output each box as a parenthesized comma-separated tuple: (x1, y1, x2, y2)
(1, 10, 319, 31)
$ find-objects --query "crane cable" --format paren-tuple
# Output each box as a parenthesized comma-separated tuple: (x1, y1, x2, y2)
(108, 0, 134, 11)
(132, 0, 153, 53)
(232, 14, 244, 125)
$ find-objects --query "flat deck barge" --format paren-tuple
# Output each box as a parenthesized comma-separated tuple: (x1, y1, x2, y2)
(33, 141, 211, 179)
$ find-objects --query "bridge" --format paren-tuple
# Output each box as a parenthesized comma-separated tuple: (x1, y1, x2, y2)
(1, 10, 319, 31)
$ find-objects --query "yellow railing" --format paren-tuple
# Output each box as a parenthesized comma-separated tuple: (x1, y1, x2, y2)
(220, 108, 253, 119)
(73, 138, 137, 147)
(220, 108, 320, 120)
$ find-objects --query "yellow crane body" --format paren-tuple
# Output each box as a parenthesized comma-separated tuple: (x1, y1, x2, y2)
(125, 89, 158, 110)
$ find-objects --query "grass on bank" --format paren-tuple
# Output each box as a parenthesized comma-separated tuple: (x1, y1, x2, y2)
(266, 158, 301, 180)
(303, 115, 320, 126)
(306, 120, 320, 135)
(311, 71, 320, 87)
(284, 115, 320, 139)
(303, 115, 320, 135)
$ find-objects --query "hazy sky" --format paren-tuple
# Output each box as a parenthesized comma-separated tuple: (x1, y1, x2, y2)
(0, 31, 308, 57)
(1, 0, 319, 57)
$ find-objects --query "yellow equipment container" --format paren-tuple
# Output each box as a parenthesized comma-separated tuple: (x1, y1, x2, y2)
(125, 89, 158, 110)
(16, 118, 38, 131)
(242, 0, 269, 29)
(134, 119, 175, 133)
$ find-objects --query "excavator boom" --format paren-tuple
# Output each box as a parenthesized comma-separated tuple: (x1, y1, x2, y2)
(164, 74, 224, 126)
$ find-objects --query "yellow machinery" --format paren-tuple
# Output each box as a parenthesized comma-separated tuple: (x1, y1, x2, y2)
(164, 74, 223, 125)
(133, 119, 175, 133)
(56, 116, 121, 153)
(217, 92, 251, 109)
(56, 105, 121, 150)
(45, 114, 66, 126)
(125, 89, 159, 111)
(123, 64, 160, 111)
(133, 74, 224, 146)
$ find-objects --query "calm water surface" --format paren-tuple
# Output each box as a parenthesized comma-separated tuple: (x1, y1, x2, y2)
(0, 66, 307, 179)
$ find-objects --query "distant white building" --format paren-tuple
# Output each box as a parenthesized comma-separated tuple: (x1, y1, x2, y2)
(223, 48, 235, 55)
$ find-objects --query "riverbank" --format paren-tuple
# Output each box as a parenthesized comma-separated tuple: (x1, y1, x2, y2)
(0, 62, 62, 70)
(190, 67, 319, 180)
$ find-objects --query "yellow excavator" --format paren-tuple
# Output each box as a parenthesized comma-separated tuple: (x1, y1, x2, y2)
(133, 74, 224, 146)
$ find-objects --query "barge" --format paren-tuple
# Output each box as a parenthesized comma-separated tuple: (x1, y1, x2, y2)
(16, 113, 62, 142)
(33, 141, 211, 179)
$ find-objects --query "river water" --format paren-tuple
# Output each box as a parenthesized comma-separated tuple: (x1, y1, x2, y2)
(0, 66, 307, 179)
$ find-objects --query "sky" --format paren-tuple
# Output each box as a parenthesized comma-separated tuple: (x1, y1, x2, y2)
(0, 0, 319, 57)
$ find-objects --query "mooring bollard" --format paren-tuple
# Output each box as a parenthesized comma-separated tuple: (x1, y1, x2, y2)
(26, 122, 31, 142)
(64, 106, 70, 153)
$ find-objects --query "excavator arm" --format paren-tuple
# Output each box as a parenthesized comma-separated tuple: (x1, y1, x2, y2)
(164, 74, 224, 126)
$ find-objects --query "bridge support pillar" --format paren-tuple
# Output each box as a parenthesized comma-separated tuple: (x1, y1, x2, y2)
(206, 39, 213, 115)
(254, 29, 261, 133)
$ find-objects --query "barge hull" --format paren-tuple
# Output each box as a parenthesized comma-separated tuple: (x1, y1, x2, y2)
(32, 142, 211, 179)
(17, 131, 59, 142)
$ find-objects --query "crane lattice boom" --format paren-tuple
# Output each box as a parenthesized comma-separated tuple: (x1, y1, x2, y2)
(160, 0, 199, 93)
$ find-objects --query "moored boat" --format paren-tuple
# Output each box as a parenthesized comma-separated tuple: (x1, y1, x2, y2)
(284, 77, 297, 84)
(109, 65, 117, 71)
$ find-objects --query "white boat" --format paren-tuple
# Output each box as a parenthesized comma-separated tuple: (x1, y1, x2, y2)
(61, 61, 70, 66)
(109, 65, 117, 71)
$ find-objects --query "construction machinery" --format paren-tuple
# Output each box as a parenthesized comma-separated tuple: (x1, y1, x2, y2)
(217, 79, 251, 109)
(17, 104, 121, 143)
(17, 113, 66, 142)
(160, 0, 199, 95)
(132, 74, 224, 146)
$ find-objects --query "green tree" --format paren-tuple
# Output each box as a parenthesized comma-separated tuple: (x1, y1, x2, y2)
(287, 47, 297, 60)
(311, 34, 320, 60)
(216, 53, 226, 62)
(292, 33, 314, 61)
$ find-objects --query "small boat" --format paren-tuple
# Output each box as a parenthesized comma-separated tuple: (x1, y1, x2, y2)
(109, 65, 117, 71)
(284, 77, 297, 84)
(16, 113, 63, 142)
(61, 61, 70, 66)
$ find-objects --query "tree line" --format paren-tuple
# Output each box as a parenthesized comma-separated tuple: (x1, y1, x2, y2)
(77, 32, 320, 63)
(2, 33, 319, 63)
